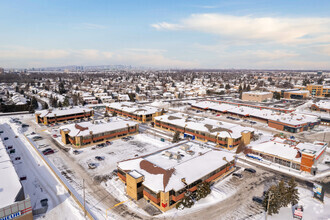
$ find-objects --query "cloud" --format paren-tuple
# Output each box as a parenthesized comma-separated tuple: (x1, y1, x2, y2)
(0, 46, 196, 68)
(151, 13, 330, 45)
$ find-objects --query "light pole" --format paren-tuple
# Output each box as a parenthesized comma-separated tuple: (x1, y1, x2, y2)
(266, 191, 273, 220)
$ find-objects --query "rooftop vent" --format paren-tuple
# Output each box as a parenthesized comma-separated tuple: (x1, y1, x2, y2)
(172, 153, 182, 160)
(163, 151, 172, 158)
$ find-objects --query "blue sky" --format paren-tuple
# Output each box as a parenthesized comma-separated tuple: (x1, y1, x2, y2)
(1, 0, 330, 69)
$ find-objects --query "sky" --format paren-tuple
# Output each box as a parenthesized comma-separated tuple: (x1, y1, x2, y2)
(1, 0, 330, 69)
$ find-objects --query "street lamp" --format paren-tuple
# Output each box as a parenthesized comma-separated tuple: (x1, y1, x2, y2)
(266, 191, 274, 220)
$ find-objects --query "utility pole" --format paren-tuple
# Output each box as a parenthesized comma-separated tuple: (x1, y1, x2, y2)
(83, 179, 86, 218)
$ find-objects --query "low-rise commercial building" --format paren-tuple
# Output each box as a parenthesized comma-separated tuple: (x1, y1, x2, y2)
(154, 113, 254, 149)
(35, 107, 94, 125)
(106, 102, 162, 123)
(117, 142, 235, 212)
(0, 140, 33, 220)
(192, 101, 320, 133)
(248, 137, 327, 174)
(282, 89, 310, 99)
(241, 91, 273, 102)
(60, 120, 138, 147)
(311, 100, 330, 113)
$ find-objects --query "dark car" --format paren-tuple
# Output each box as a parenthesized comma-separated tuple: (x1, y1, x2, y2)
(4, 137, 8, 140)
(42, 148, 54, 155)
(233, 173, 243, 178)
(73, 150, 81, 155)
(252, 196, 263, 204)
(95, 156, 104, 161)
(244, 168, 256, 173)
(106, 141, 112, 145)
(22, 124, 29, 128)
(0, 131, 3, 134)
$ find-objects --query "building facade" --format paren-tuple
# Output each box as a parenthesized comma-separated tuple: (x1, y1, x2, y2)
(153, 113, 253, 149)
(35, 108, 94, 125)
(248, 138, 327, 174)
(60, 120, 138, 147)
(117, 142, 236, 212)
(242, 91, 273, 102)
(106, 102, 162, 123)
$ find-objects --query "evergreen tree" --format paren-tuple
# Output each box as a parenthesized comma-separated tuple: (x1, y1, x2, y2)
(181, 194, 194, 208)
(63, 96, 70, 107)
(246, 84, 251, 91)
(172, 131, 180, 143)
(263, 185, 281, 215)
(278, 180, 288, 207)
(42, 102, 49, 109)
(225, 84, 231, 90)
(104, 111, 109, 117)
(273, 92, 281, 100)
(112, 111, 117, 117)
(287, 178, 299, 205)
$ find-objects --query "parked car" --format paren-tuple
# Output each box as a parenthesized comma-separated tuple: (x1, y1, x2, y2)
(232, 173, 243, 178)
(95, 156, 104, 161)
(106, 141, 112, 145)
(4, 137, 8, 140)
(96, 143, 105, 148)
(32, 136, 43, 141)
(250, 121, 257, 124)
(22, 124, 29, 128)
(244, 168, 256, 173)
(121, 137, 129, 141)
(53, 134, 58, 138)
(0, 131, 3, 134)
(42, 148, 54, 155)
(216, 114, 221, 116)
(252, 196, 263, 204)
(88, 163, 97, 169)
(73, 150, 81, 155)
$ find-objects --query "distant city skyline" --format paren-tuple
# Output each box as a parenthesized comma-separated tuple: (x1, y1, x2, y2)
(1, 0, 330, 69)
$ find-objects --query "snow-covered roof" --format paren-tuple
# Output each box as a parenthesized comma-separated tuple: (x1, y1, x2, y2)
(250, 138, 327, 163)
(36, 107, 92, 118)
(107, 102, 160, 115)
(0, 140, 23, 207)
(313, 100, 330, 110)
(154, 112, 254, 139)
(242, 91, 272, 95)
(192, 101, 319, 126)
(60, 120, 137, 137)
(118, 142, 235, 193)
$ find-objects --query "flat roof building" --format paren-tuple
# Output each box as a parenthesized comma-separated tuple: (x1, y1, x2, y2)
(60, 120, 138, 147)
(35, 107, 94, 125)
(117, 141, 236, 212)
(0, 140, 33, 220)
(311, 100, 330, 113)
(282, 89, 310, 99)
(154, 113, 254, 149)
(106, 102, 162, 123)
(248, 137, 327, 174)
(242, 91, 273, 102)
(192, 101, 320, 133)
